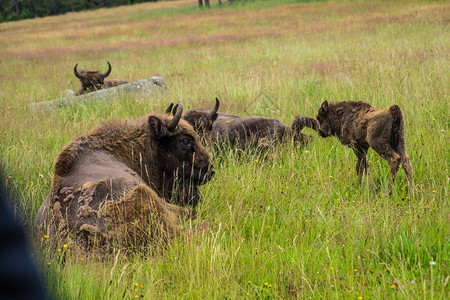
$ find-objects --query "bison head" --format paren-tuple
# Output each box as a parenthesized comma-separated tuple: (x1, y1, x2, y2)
(316, 100, 332, 138)
(181, 97, 220, 137)
(74, 61, 112, 94)
(148, 103, 215, 207)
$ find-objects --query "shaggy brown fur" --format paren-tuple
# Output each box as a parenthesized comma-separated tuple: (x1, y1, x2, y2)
(316, 100, 413, 192)
(74, 61, 129, 96)
(35, 104, 214, 252)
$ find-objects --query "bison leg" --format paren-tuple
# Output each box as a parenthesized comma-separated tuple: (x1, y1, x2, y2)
(352, 145, 376, 190)
(401, 153, 414, 193)
(352, 145, 368, 181)
(370, 143, 401, 193)
(99, 184, 182, 248)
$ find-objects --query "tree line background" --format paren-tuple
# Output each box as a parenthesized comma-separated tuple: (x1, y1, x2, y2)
(0, 0, 157, 23)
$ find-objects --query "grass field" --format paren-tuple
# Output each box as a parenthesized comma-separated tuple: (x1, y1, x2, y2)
(0, 0, 448, 298)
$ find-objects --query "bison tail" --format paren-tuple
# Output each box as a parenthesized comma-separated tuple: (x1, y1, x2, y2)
(292, 116, 319, 132)
(389, 105, 406, 156)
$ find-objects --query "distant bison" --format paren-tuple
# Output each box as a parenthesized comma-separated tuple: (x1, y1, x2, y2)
(179, 98, 318, 149)
(35, 103, 214, 252)
(74, 61, 129, 96)
(316, 100, 413, 192)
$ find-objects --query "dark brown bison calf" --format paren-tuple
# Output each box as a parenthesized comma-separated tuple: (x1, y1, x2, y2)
(74, 61, 129, 96)
(316, 100, 413, 193)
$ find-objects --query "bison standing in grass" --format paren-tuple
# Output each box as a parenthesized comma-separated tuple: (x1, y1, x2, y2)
(73, 61, 129, 96)
(316, 100, 413, 193)
(35, 103, 214, 252)
(179, 98, 318, 150)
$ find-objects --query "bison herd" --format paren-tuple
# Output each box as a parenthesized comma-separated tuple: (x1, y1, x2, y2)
(35, 63, 414, 254)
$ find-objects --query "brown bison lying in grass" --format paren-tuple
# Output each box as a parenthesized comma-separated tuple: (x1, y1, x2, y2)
(74, 61, 129, 96)
(316, 100, 413, 193)
(211, 114, 318, 149)
(35, 103, 214, 252)
(180, 98, 318, 150)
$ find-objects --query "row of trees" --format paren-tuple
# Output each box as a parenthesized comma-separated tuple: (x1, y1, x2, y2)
(0, 0, 157, 23)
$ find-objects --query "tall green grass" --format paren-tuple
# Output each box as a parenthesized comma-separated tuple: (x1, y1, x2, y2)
(0, 0, 448, 298)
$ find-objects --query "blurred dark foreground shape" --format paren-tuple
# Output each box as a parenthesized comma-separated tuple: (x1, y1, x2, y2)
(0, 169, 48, 300)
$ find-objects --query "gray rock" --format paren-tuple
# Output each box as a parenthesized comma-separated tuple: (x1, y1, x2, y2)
(30, 77, 166, 111)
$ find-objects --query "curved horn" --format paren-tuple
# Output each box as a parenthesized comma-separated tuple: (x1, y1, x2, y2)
(74, 63, 84, 80)
(167, 102, 183, 132)
(165, 103, 174, 114)
(102, 61, 112, 78)
(210, 97, 220, 117)
(172, 103, 179, 116)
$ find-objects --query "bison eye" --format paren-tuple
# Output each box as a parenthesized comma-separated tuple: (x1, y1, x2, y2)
(182, 139, 191, 147)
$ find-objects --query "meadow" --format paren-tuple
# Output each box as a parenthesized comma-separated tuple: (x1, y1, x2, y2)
(0, 0, 448, 298)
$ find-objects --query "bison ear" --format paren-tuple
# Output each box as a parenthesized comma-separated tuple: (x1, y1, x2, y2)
(148, 116, 166, 140)
(211, 97, 220, 122)
(165, 103, 174, 115)
(319, 101, 329, 115)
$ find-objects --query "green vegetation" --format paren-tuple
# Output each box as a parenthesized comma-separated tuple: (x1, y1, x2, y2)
(0, 0, 448, 298)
